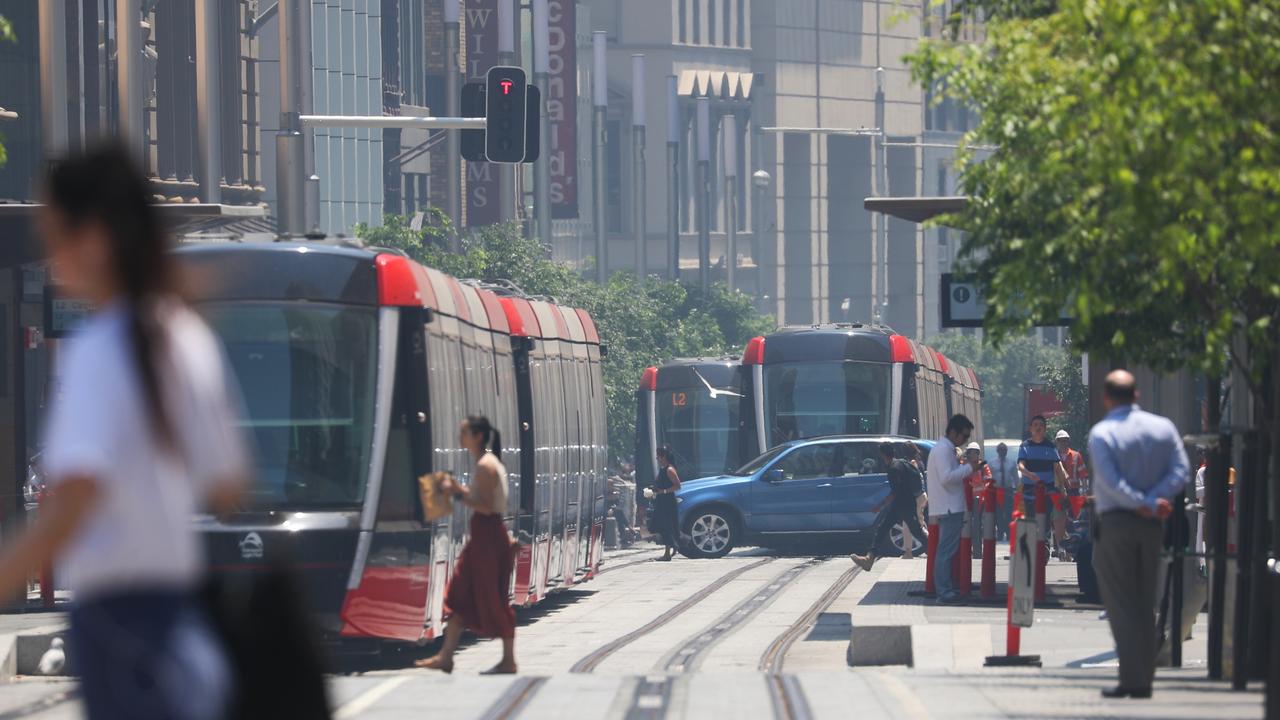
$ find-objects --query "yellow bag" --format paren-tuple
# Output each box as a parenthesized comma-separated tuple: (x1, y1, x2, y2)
(419, 472, 455, 522)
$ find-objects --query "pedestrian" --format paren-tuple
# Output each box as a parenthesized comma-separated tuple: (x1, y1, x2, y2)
(905, 442, 929, 529)
(964, 442, 993, 553)
(850, 442, 928, 570)
(0, 142, 248, 720)
(417, 415, 519, 674)
(991, 442, 1018, 540)
(1056, 430, 1089, 496)
(1018, 415, 1068, 554)
(1088, 370, 1190, 699)
(650, 446, 683, 561)
(927, 415, 981, 604)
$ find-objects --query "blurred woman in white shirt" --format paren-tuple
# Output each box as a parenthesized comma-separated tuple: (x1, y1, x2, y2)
(0, 142, 248, 720)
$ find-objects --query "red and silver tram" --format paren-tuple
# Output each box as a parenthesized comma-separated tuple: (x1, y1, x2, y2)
(178, 241, 606, 646)
(740, 324, 983, 459)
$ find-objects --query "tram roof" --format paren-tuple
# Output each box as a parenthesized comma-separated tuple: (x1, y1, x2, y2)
(175, 240, 598, 345)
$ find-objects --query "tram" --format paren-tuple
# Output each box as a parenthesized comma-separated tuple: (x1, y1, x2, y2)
(178, 241, 607, 646)
(634, 357, 746, 491)
(740, 324, 983, 459)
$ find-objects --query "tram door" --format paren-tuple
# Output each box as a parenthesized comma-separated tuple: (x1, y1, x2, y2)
(424, 323, 464, 636)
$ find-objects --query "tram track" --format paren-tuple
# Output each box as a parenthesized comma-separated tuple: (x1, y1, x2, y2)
(569, 557, 776, 673)
(756, 563, 861, 720)
(658, 558, 823, 673)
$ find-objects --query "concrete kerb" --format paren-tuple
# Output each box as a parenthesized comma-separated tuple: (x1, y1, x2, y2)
(0, 624, 69, 681)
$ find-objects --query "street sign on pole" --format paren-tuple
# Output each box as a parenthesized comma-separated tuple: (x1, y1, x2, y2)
(1011, 518, 1035, 628)
(941, 273, 1074, 328)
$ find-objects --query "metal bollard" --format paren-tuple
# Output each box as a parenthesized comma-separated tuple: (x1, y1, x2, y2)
(604, 516, 619, 549)
(981, 484, 997, 598)
(925, 520, 940, 594)
(1034, 483, 1048, 603)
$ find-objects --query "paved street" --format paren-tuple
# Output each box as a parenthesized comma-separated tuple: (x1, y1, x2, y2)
(0, 545, 1263, 719)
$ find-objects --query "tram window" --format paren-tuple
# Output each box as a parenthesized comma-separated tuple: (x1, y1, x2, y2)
(763, 361, 891, 446)
(203, 303, 377, 509)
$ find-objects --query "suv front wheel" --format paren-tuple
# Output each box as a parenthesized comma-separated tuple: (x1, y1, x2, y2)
(680, 508, 738, 559)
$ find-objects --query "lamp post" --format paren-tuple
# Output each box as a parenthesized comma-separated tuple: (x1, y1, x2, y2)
(498, 0, 516, 223)
(631, 54, 647, 278)
(752, 168, 771, 299)
(723, 114, 738, 292)
(666, 75, 680, 282)
(592, 31, 608, 283)
(874, 65, 889, 325)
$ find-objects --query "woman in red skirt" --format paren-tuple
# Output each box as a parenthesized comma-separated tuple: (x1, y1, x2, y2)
(417, 415, 518, 674)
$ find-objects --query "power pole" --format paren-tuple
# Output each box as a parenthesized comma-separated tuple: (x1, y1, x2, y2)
(666, 75, 680, 282)
(445, 0, 462, 246)
(533, 0, 553, 246)
(723, 113, 738, 292)
(696, 97, 711, 292)
(592, 31, 608, 283)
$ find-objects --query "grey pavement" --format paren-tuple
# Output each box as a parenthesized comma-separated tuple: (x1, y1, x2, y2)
(0, 546, 1263, 719)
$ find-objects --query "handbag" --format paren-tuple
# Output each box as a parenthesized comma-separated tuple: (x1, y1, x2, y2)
(419, 471, 456, 522)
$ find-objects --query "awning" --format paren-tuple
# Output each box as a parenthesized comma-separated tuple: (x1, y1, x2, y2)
(676, 70, 754, 101)
(863, 196, 968, 223)
(0, 203, 268, 268)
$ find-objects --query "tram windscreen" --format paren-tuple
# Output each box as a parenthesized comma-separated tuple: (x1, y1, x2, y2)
(203, 303, 378, 509)
(655, 384, 741, 481)
(763, 361, 891, 446)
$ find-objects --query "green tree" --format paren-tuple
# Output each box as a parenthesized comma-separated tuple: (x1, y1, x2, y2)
(928, 333, 1083, 439)
(907, 0, 1280, 479)
(354, 214, 774, 463)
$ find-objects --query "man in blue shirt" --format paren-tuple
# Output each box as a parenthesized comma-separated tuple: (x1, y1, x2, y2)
(1088, 370, 1190, 700)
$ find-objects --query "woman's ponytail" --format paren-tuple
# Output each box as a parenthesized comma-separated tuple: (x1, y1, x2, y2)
(490, 428, 502, 459)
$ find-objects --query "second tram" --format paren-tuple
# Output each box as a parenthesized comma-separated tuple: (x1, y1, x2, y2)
(634, 357, 745, 493)
(179, 241, 607, 647)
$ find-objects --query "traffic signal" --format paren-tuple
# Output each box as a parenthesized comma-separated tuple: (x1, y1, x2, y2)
(461, 82, 486, 162)
(485, 66, 527, 163)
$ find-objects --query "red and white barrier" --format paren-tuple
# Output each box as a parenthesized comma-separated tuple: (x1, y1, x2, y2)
(981, 484, 997, 598)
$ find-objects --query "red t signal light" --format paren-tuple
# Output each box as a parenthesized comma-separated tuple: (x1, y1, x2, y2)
(485, 66, 528, 163)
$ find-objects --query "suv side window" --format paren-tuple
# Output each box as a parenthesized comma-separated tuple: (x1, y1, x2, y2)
(775, 444, 840, 481)
(840, 441, 886, 475)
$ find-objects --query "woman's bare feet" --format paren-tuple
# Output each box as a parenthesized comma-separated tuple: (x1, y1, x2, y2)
(480, 661, 518, 675)
(414, 655, 454, 674)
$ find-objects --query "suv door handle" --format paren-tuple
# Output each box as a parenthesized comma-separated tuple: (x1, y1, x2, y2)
(817, 483, 833, 488)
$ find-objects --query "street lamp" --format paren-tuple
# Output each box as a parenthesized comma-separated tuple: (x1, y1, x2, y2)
(751, 169, 771, 299)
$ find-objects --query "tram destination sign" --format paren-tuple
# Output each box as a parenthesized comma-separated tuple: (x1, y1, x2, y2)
(940, 274, 1072, 328)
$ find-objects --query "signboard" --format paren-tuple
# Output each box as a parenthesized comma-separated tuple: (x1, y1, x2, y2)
(940, 273, 985, 328)
(44, 288, 92, 339)
(940, 273, 1074, 328)
(464, 0, 501, 227)
(547, 0, 579, 218)
(1010, 518, 1035, 628)
(399, 104, 434, 175)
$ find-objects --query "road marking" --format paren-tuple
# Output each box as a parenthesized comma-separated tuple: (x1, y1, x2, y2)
(334, 676, 410, 719)
(873, 671, 931, 720)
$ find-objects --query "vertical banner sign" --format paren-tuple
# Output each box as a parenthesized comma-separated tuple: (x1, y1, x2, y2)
(547, 0, 579, 218)
(465, 0, 501, 227)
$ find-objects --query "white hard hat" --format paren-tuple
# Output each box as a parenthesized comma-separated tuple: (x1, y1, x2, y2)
(964, 442, 981, 452)
(1055, 430, 1071, 440)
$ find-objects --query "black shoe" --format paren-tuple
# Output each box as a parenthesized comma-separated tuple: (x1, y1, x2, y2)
(1101, 686, 1152, 699)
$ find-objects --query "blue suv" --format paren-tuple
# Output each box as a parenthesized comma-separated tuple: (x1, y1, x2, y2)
(676, 436, 934, 558)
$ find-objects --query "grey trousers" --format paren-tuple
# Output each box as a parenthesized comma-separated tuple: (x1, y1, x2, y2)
(1093, 511, 1164, 690)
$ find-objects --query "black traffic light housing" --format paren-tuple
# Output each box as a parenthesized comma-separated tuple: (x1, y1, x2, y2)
(485, 66, 528, 163)
(460, 71, 540, 164)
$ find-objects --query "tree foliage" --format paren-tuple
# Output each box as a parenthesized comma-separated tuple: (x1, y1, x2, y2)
(928, 333, 1084, 439)
(907, 0, 1280, 395)
(355, 212, 774, 463)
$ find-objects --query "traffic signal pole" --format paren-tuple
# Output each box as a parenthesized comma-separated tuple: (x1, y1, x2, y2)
(533, 0, 553, 247)
(444, 1, 462, 248)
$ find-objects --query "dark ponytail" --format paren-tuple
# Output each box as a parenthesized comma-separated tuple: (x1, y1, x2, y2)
(465, 415, 502, 459)
(45, 142, 179, 452)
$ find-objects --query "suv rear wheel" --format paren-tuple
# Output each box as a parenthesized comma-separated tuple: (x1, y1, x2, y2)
(680, 508, 738, 559)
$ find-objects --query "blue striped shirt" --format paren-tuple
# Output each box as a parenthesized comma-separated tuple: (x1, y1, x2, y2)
(1017, 438, 1060, 487)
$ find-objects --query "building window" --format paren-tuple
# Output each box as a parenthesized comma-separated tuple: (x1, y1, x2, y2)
(679, 0, 687, 42)
(693, 0, 701, 43)
(737, 0, 746, 46)
(724, 0, 732, 46)
(708, 0, 716, 45)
